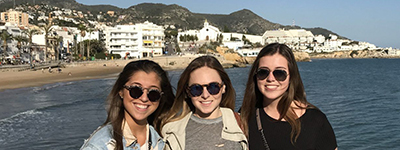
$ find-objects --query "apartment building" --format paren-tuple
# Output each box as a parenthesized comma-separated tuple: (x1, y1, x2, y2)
(105, 21, 164, 58)
(0, 9, 29, 27)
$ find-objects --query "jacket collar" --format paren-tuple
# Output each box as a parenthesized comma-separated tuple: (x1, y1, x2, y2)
(122, 120, 163, 148)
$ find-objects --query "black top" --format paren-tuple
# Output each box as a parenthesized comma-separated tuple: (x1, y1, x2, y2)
(248, 108, 337, 150)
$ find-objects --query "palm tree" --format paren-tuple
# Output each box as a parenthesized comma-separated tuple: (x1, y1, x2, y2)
(50, 35, 63, 61)
(1, 29, 13, 57)
(78, 24, 86, 59)
(23, 28, 39, 68)
(13, 35, 28, 56)
(24, 28, 39, 46)
(40, 21, 53, 62)
(87, 28, 94, 59)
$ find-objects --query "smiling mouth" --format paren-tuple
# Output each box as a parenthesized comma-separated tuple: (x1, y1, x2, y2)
(134, 103, 149, 109)
(200, 101, 212, 105)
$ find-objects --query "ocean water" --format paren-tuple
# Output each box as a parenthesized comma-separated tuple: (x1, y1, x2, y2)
(1, 58, 400, 149)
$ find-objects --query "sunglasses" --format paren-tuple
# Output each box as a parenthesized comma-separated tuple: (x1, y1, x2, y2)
(188, 82, 223, 97)
(256, 68, 288, 81)
(123, 85, 163, 102)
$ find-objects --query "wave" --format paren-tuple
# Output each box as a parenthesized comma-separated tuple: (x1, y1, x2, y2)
(32, 81, 75, 93)
(30, 78, 116, 93)
(0, 109, 45, 123)
(0, 97, 104, 124)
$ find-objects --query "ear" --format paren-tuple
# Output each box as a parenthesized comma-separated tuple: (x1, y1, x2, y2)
(119, 90, 124, 99)
(222, 84, 226, 94)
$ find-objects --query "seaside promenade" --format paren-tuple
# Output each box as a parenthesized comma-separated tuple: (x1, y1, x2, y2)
(0, 54, 238, 91)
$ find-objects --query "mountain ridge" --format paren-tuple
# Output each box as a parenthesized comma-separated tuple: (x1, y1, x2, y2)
(0, 0, 345, 39)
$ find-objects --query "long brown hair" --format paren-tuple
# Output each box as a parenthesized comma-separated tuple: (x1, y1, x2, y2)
(104, 60, 175, 150)
(241, 43, 313, 143)
(161, 55, 235, 126)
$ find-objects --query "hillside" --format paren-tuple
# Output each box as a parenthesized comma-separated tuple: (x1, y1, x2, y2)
(0, 1, 344, 38)
(0, 0, 122, 13)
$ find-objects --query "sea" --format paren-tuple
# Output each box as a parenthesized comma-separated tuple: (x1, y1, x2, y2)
(1, 58, 399, 149)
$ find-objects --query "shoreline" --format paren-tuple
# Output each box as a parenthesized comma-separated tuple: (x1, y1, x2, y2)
(0, 55, 239, 91)
(2, 55, 399, 92)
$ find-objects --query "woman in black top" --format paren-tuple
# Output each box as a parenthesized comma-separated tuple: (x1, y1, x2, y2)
(240, 43, 337, 150)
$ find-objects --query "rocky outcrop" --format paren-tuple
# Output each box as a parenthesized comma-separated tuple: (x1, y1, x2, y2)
(309, 50, 398, 59)
(293, 51, 311, 62)
(215, 47, 311, 65)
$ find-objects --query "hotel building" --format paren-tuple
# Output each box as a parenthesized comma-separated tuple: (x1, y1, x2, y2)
(105, 21, 164, 58)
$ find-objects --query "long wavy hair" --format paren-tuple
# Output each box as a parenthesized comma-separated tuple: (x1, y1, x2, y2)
(161, 56, 235, 126)
(103, 60, 175, 150)
(241, 43, 314, 144)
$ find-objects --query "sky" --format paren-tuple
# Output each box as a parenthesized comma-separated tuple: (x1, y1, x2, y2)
(76, 0, 400, 49)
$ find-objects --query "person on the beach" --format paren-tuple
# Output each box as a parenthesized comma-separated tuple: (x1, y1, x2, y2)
(240, 43, 337, 150)
(161, 56, 248, 150)
(80, 60, 175, 150)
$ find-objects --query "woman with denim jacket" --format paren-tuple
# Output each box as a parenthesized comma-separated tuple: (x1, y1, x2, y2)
(80, 60, 175, 150)
(161, 56, 248, 150)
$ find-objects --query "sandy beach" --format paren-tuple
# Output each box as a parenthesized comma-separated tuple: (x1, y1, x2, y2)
(0, 55, 238, 91)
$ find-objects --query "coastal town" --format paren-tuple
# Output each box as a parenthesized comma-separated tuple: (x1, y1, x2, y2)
(1, 3, 399, 66)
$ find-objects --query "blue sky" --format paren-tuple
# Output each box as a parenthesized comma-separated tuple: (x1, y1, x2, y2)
(76, 0, 400, 49)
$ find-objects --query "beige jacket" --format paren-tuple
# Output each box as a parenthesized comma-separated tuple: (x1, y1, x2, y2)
(161, 107, 248, 150)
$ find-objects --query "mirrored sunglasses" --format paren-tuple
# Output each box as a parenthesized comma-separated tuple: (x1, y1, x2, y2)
(256, 68, 288, 81)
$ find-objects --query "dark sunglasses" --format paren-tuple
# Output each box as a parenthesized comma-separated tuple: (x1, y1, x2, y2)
(256, 68, 288, 81)
(123, 85, 163, 102)
(188, 82, 223, 97)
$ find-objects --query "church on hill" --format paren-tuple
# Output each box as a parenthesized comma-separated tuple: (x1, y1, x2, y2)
(177, 20, 221, 42)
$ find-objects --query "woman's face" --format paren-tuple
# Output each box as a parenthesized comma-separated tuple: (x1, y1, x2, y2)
(189, 66, 225, 119)
(120, 71, 161, 124)
(256, 53, 290, 102)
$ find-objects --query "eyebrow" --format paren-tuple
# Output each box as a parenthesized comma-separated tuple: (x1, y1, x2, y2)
(259, 66, 287, 70)
(129, 82, 161, 89)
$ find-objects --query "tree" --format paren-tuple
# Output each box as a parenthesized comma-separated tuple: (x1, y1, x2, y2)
(87, 28, 94, 58)
(223, 25, 230, 32)
(179, 35, 184, 42)
(23, 28, 39, 68)
(88, 39, 107, 55)
(50, 36, 63, 61)
(40, 21, 54, 62)
(1, 30, 13, 57)
(78, 24, 86, 59)
(13, 35, 28, 56)
(164, 29, 178, 39)
(217, 34, 223, 44)
(23, 29, 39, 46)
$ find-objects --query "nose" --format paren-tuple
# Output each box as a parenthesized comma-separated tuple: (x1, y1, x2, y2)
(201, 87, 210, 99)
(266, 71, 276, 82)
(139, 89, 149, 102)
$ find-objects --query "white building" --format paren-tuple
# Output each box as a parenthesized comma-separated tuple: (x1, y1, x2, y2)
(262, 29, 314, 47)
(0, 22, 22, 55)
(221, 32, 262, 43)
(105, 21, 164, 58)
(178, 20, 220, 42)
(178, 20, 262, 50)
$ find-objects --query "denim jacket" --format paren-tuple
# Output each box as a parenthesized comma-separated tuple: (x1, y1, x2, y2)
(80, 123, 164, 150)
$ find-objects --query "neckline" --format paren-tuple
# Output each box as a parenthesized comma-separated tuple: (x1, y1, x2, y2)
(262, 108, 309, 122)
(190, 113, 222, 124)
